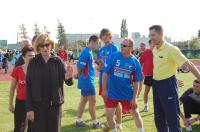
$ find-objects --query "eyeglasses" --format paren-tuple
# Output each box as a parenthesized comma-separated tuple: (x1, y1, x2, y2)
(39, 43, 50, 48)
(120, 44, 132, 48)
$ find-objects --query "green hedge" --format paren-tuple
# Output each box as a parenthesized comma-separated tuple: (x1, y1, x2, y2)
(181, 50, 200, 59)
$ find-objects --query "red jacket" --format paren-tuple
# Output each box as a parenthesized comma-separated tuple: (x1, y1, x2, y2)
(139, 49, 153, 76)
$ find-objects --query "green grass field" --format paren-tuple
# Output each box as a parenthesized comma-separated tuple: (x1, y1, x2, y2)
(0, 73, 200, 132)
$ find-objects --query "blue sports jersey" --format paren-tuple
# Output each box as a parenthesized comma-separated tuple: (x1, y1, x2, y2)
(97, 43, 119, 86)
(0, 51, 2, 62)
(77, 47, 95, 90)
(103, 52, 143, 100)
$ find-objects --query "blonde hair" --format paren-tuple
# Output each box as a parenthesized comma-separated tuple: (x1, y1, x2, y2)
(34, 34, 55, 53)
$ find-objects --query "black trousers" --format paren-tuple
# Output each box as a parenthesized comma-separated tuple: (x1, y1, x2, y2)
(153, 76, 182, 132)
(14, 99, 31, 132)
(182, 96, 200, 118)
(31, 102, 62, 132)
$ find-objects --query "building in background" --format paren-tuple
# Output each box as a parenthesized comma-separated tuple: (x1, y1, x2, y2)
(131, 32, 149, 48)
(0, 40, 8, 48)
(7, 43, 20, 51)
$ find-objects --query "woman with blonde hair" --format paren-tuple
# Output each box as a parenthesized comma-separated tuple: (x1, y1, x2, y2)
(26, 33, 73, 132)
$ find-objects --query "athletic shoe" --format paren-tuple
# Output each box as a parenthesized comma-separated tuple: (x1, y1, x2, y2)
(142, 106, 148, 112)
(76, 120, 87, 127)
(186, 125, 192, 132)
(93, 121, 104, 129)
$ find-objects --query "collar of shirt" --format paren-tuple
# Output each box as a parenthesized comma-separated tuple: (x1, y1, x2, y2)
(155, 41, 166, 52)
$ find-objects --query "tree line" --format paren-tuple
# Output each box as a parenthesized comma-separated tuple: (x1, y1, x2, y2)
(18, 20, 68, 50)
(18, 19, 200, 51)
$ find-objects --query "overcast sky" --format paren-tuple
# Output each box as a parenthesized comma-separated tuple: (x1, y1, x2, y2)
(0, 0, 199, 43)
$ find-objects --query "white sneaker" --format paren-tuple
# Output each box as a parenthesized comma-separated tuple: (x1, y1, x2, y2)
(186, 125, 192, 132)
(76, 120, 87, 127)
(142, 106, 148, 112)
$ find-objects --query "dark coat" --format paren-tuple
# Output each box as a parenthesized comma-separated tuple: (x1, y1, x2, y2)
(26, 54, 73, 112)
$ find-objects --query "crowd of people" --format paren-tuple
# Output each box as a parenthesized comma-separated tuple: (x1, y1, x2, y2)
(0, 41, 74, 74)
(6, 25, 200, 132)
(0, 48, 17, 73)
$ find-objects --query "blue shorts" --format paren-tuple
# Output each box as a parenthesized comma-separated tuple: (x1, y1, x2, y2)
(81, 89, 96, 97)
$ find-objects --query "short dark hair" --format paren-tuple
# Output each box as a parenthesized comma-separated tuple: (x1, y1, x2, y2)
(89, 35, 99, 43)
(21, 47, 34, 57)
(194, 79, 200, 84)
(149, 25, 163, 34)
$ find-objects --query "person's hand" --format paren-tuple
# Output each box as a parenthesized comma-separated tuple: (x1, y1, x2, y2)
(183, 119, 188, 127)
(178, 79, 184, 87)
(8, 104, 14, 113)
(131, 98, 138, 110)
(65, 65, 73, 79)
(102, 89, 107, 99)
(26, 111, 34, 122)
